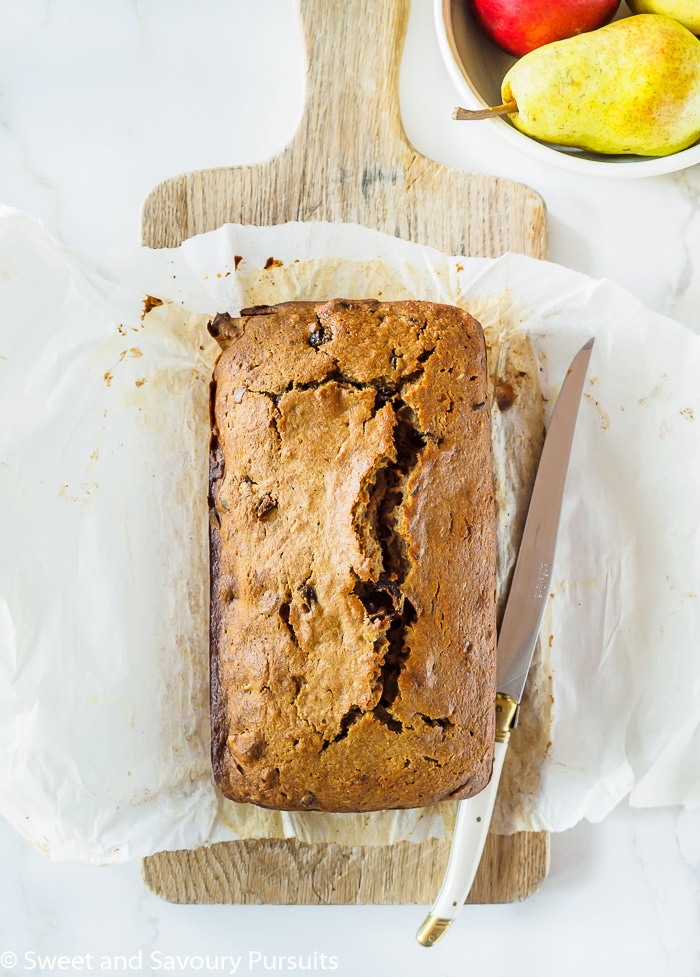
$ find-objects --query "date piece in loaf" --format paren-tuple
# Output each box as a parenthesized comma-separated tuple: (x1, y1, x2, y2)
(209, 299, 497, 813)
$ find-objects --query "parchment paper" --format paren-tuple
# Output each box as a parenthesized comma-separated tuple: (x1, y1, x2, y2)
(1, 207, 699, 863)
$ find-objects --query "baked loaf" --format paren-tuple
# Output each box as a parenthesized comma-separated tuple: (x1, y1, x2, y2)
(209, 299, 497, 813)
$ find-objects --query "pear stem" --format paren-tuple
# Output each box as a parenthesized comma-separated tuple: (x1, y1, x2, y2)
(452, 101, 517, 120)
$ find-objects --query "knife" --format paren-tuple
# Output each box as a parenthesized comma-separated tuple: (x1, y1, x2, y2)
(416, 337, 594, 948)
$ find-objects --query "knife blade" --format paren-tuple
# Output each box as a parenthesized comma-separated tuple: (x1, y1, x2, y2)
(416, 337, 594, 947)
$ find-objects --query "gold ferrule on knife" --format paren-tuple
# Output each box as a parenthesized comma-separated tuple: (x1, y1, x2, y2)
(494, 692, 519, 743)
(416, 915, 453, 947)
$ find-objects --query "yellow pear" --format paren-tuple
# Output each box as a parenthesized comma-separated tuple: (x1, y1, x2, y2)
(498, 15, 700, 156)
(626, 0, 700, 35)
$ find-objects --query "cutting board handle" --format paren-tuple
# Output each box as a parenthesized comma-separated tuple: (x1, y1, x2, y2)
(142, 0, 547, 257)
(290, 0, 411, 169)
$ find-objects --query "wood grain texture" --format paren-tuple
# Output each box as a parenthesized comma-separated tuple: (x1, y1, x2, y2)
(140, 0, 549, 906)
(141, 832, 550, 906)
(141, 0, 547, 257)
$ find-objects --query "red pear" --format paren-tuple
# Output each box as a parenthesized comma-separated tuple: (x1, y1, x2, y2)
(470, 0, 621, 56)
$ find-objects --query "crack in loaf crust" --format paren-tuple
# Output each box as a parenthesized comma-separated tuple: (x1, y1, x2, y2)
(209, 299, 497, 813)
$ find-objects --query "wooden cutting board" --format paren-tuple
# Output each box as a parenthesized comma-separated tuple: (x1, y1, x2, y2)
(140, 0, 549, 906)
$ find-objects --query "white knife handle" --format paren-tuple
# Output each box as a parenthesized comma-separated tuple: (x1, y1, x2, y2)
(416, 739, 509, 947)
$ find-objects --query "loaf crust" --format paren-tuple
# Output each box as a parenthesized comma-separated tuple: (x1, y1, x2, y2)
(209, 299, 497, 812)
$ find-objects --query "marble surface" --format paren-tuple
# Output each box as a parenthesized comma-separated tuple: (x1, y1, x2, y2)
(0, 1, 699, 975)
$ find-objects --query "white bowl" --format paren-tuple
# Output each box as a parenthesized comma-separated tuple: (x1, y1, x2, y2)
(435, 0, 700, 178)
